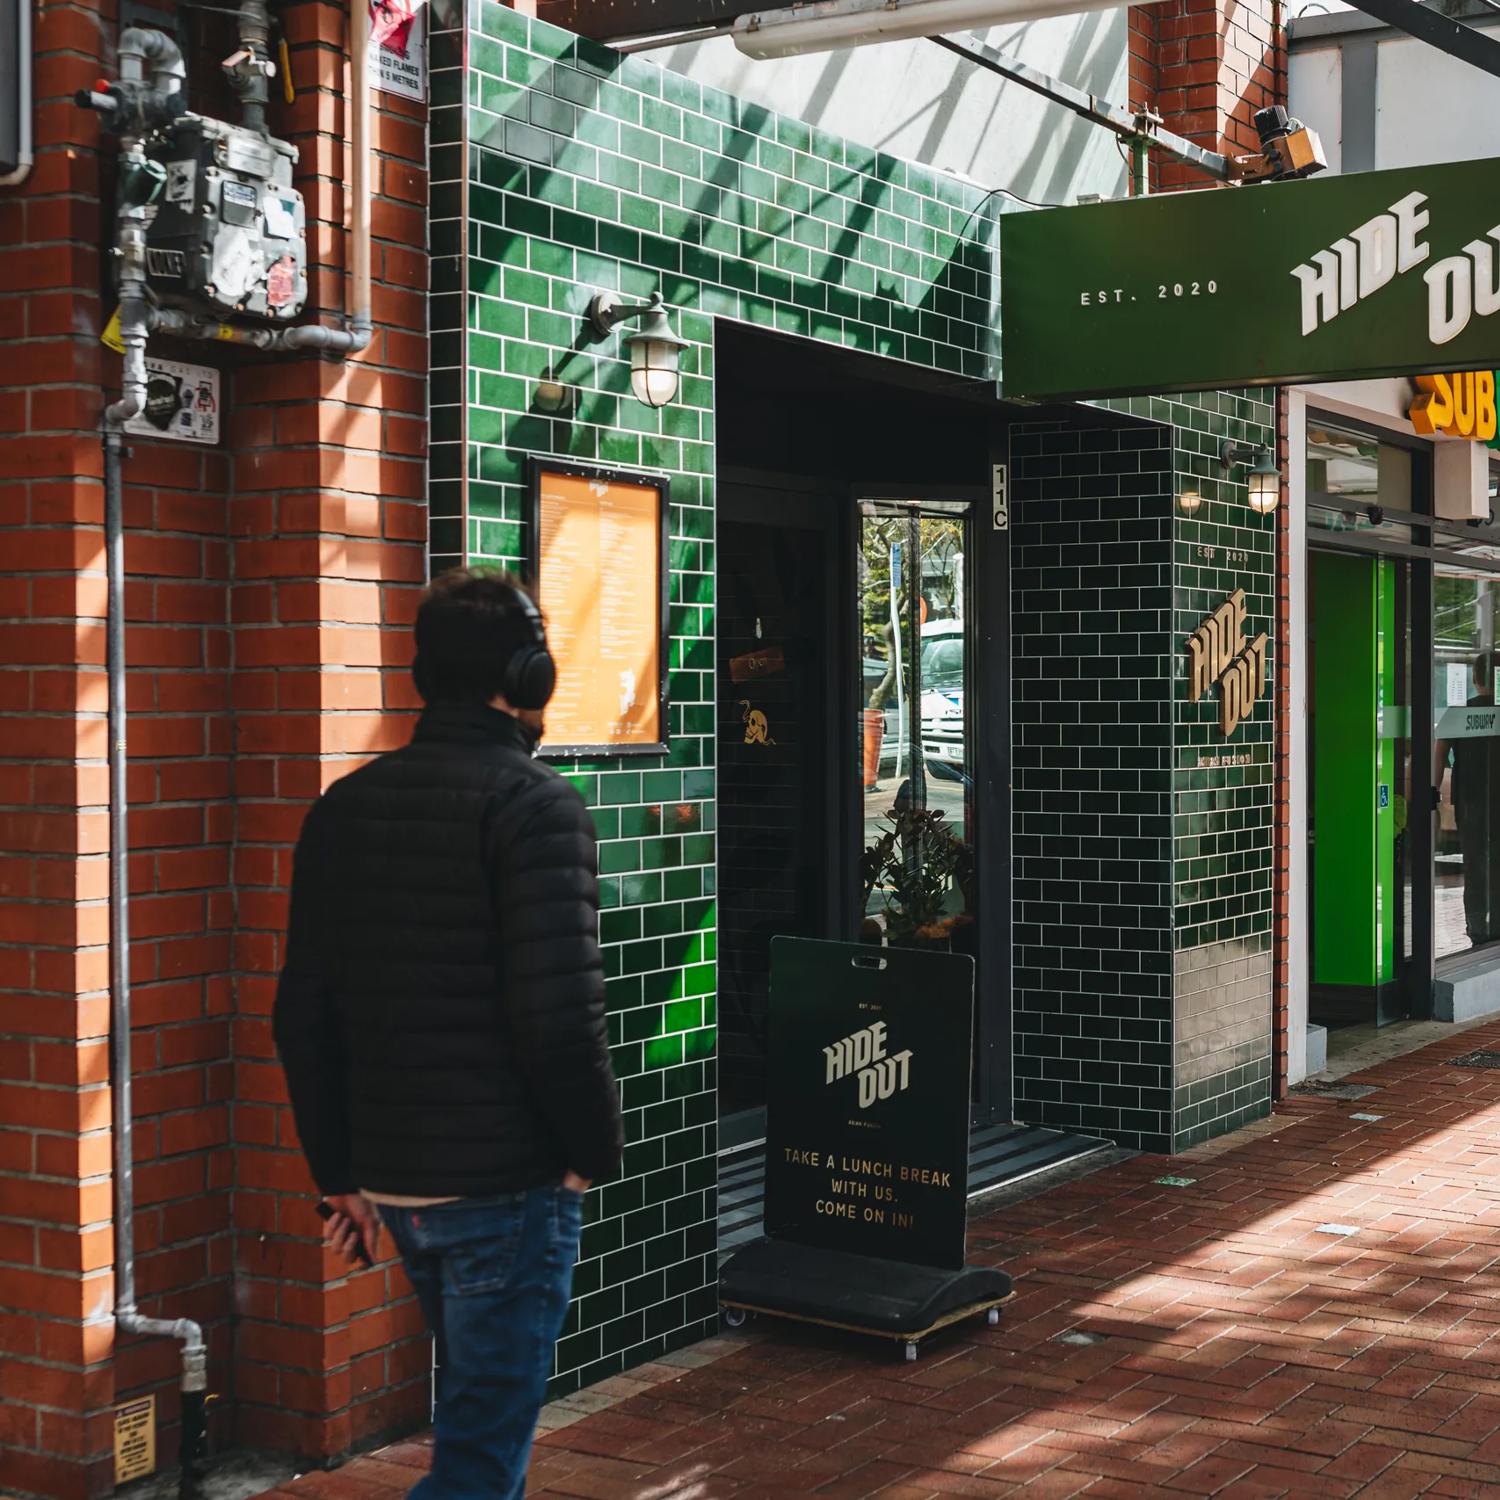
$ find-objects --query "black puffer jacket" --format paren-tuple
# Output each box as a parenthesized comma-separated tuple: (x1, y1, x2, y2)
(272, 704, 623, 1198)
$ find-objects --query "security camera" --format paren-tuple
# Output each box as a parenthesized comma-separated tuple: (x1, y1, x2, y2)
(1235, 106, 1327, 183)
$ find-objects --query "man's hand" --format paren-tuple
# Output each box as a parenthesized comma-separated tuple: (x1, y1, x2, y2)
(562, 1171, 591, 1195)
(322, 1192, 381, 1265)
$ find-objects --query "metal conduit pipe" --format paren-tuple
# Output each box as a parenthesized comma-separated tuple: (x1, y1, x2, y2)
(0, 0, 35, 187)
(101, 35, 208, 1497)
(233, 0, 272, 133)
(242, 0, 371, 352)
(117, 25, 187, 97)
(276, 0, 373, 352)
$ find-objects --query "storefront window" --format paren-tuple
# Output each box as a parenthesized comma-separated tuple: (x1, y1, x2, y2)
(1434, 567, 1500, 957)
(1306, 426, 1417, 542)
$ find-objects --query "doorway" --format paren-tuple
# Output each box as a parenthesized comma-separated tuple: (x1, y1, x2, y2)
(714, 483, 983, 1145)
(715, 480, 839, 1150)
(1308, 550, 1416, 1026)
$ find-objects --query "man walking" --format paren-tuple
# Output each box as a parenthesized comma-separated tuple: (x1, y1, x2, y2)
(273, 567, 624, 1498)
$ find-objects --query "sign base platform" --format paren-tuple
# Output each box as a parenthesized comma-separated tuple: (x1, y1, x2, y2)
(719, 1235, 1013, 1361)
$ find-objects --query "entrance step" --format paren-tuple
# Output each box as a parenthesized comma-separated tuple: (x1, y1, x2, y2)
(1435, 953, 1500, 1023)
(1307, 1023, 1328, 1075)
(718, 1123, 1112, 1258)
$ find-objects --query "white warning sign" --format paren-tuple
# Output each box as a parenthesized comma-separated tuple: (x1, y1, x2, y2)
(123, 357, 221, 446)
(368, 0, 426, 102)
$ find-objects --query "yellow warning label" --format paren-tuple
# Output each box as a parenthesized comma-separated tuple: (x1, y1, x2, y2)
(114, 1395, 156, 1484)
(100, 307, 125, 355)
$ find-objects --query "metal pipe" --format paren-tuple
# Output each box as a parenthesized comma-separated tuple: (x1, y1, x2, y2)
(118, 26, 186, 97)
(251, 0, 372, 354)
(104, 420, 208, 1500)
(610, 22, 735, 50)
(234, 0, 271, 133)
(930, 32, 1235, 183)
(0, 0, 34, 187)
(348, 0, 372, 345)
(151, 307, 276, 347)
(1130, 136, 1150, 197)
(100, 49, 207, 1493)
(107, 189, 150, 427)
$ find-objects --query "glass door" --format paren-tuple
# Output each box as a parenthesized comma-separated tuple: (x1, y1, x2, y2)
(855, 500, 976, 960)
(1434, 566, 1500, 958)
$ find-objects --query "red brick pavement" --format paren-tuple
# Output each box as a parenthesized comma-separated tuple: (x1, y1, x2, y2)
(257, 1021, 1500, 1498)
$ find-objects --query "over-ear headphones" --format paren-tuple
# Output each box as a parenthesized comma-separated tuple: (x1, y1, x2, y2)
(502, 585, 557, 711)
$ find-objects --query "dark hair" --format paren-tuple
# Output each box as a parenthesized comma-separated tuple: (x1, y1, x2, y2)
(413, 567, 539, 706)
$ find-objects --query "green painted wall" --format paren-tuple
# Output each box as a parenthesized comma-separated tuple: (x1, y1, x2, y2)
(1312, 551, 1393, 989)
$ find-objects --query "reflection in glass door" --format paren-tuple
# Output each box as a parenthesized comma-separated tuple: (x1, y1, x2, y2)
(1434, 566, 1500, 958)
(856, 501, 976, 960)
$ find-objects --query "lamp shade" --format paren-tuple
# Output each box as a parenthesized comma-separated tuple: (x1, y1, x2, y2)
(1247, 472, 1278, 513)
(628, 333, 682, 408)
(1247, 451, 1280, 514)
(624, 296, 687, 409)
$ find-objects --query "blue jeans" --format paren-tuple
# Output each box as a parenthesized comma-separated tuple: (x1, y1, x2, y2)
(378, 1186, 583, 1500)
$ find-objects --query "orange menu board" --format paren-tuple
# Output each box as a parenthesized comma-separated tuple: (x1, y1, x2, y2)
(532, 466, 666, 754)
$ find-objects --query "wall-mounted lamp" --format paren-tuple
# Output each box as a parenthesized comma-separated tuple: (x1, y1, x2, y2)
(587, 291, 687, 409)
(1221, 440, 1280, 515)
(1177, 489, 1203, 517)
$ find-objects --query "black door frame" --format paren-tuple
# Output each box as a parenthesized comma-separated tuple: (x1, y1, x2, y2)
(715, 472, 845, 1151)
(718, 465, 1014, 1126)
(851, 480, 1011, 1124)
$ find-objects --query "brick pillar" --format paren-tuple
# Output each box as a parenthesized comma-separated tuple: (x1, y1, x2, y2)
(1, 0, 243, 1478)
(228, 0, 430, 1463)
(1, 3, 121, 1494)
(1134, 0, 1285, 192)
(1, 0, 430, 1492)
(1126, 5, 1161, 192)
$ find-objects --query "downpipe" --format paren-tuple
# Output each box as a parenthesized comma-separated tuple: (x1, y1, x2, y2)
(0, 0, 34, 187)
(101, 94, 209, 1500)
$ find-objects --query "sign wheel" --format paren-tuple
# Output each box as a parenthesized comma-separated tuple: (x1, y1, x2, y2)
(723, 1305, 750, 1329)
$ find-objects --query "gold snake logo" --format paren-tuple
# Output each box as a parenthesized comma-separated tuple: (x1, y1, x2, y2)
(740, 700, 775, 746)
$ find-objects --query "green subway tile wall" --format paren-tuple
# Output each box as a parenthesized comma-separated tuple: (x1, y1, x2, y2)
(429, 0, 1278, 1389)
(1164, 397, 1278, 1149)
(1010, 395, 1277, 1154)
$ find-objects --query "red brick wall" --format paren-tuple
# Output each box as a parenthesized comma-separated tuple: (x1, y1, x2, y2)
(0, 1, 428, 1494)
(1131, 0, 1285, 192)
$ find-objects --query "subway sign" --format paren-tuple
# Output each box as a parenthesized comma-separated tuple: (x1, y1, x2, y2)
(1409, 371, 1500, 445)
(1000, 158, 1500, 401)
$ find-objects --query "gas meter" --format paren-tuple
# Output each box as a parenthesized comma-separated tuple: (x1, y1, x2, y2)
(145, 115, 307, 321)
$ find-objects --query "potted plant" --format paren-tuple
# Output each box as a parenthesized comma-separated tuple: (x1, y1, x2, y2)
(861, 803, 974, 950)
